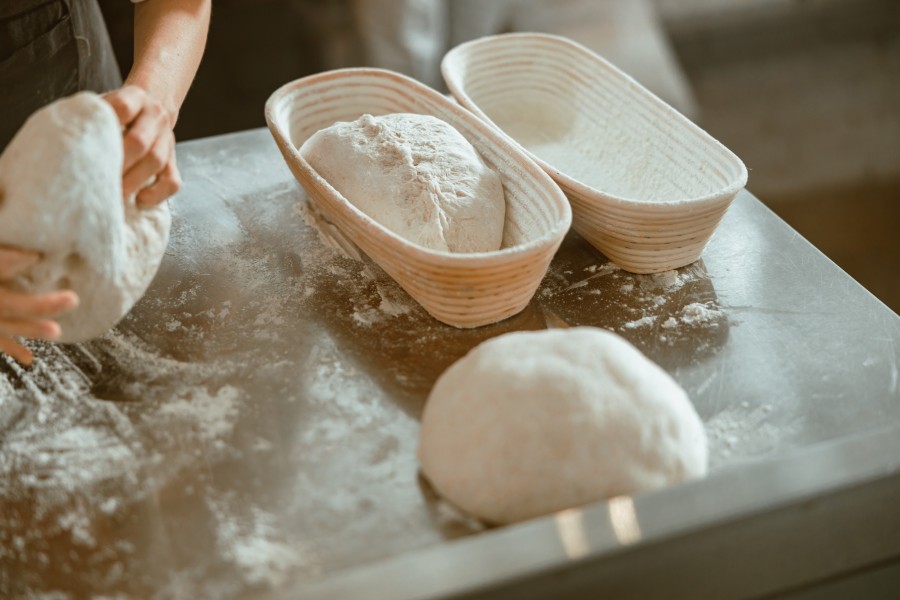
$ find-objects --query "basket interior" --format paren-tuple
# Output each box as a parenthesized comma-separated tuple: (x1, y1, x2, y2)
(446, 36, 747, 204)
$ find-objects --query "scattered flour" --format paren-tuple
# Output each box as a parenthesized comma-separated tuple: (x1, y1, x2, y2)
(350, 282, 415, 327)
(560, 262, 621, 292)
(295, 198, 420, 329)
(0, 186, 414, 596)
(622, 315, 658, 329)
(705, 403, 782, 469)
(0, 333, 248, 595)
(681, 302, 725, 326)
(0, 347, 143, 509)
(0, 155, 736, 599)
(378, 295, 413, 318)
(351, 306, 383, 327)
(207, 493, 310, 588)
(583, 263, 620, 276)
(622, 302, 726, 332)
(294, 200, 362, 262)
(643, 269, 685, 292)
(57, 510, 95, 547)
(155, 385, 241, 442)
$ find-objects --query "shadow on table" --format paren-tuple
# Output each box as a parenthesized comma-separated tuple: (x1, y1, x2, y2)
(301, 228, 730, 420)
(535, 231, 730, 371)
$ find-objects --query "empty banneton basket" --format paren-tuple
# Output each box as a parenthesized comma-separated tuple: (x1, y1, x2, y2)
(442, 33, 748, 274)
(265, 68, 572, 328)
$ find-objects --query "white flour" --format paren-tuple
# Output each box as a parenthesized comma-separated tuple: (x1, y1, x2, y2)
(0, 346, 142, 511)
(651, 302, 726, 332)
(705, 403, 783, 470)
(537, 260, 775, 471)
(294, 199, 421, 329)
(351, 282, 416, 328)
(680, 302, 725, 326)
(490, 100, 718, 202)
(300, 113, 505, 253)
(0, 189, 427, 599)
(1, 164, 739, 599)
(0, 332, 258, 599)
(0, 335, 242, 515)
(155, 385, 241, 445)
(623, 315, 658, 330)
(206, 493, 310, 588)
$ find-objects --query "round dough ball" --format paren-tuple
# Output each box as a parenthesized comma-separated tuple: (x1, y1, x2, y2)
(300, 113, 505, 253)
(0, 92, 171, 342)
(418, 327, 708, 524)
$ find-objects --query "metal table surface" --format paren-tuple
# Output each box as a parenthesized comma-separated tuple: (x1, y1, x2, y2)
(1, 128, 899, 599)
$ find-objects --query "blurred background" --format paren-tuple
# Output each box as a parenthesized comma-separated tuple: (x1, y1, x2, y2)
(101, 0, 900, 313)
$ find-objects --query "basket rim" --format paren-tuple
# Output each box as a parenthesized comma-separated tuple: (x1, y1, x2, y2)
(264, 67, 573, 269)
(442, 32, 749, 210)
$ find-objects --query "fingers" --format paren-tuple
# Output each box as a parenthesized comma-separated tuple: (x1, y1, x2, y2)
(0, 289, 77, 365)
(0, 317, 61, 340)
(123, 128, 176, 199)
(104, 85, 165, 174)
(0, 288, 78, 320)
(103, 85, 148, 129)
(122, 100, 169, 175)
(136, 158, 182, 208)
(0, 246, 41, 280)
(0, 335, 34, 366)
(103, 85, 181, 205)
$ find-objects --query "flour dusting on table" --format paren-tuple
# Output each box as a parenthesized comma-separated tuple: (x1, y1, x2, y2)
(705, 403, 786, 470)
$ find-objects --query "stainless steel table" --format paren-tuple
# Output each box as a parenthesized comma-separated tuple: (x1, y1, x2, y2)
(1, 129, 898, 599)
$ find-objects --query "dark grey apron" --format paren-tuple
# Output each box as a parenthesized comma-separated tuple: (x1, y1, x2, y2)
(0, 0, 122, 150)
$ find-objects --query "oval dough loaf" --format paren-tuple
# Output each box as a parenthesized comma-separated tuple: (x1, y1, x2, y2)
(418, 327, 708, 524)
(300, 113, 505, 253)
(0, 92, 171, 342)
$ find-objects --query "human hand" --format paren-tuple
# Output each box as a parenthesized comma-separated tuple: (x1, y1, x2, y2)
(0, 246, 79, 366)
(103, 85, 182, 208)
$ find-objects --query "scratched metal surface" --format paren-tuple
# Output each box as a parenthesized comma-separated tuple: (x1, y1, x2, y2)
(1, 128, 898, 599)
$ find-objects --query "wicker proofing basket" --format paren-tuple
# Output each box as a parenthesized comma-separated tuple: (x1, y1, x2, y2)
(265, 68, 572, 328)
(442, 33, 748, 274)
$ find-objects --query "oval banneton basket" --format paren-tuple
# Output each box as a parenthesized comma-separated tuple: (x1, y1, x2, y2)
(442, 33, 748, 274)
(265, 68, 572, 328)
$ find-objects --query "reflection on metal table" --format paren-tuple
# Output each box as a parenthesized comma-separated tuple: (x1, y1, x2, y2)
(1, 128, 898, 599)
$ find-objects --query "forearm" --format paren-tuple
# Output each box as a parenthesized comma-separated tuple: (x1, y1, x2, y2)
(126, 0, 211, 124)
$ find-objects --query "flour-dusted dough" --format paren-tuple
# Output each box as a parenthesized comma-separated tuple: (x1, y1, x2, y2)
(418, 327, 708, 524)
(300, 113, 505, 253)
(0, 92, 171, 342)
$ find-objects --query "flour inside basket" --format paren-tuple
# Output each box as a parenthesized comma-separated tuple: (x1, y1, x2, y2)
(488, 100, 720, 202)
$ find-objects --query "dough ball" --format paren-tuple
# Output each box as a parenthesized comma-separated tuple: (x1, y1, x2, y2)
(300, 113, 506, 253)
(418, 327, 708, 524)
(0, 92, 171, 342)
